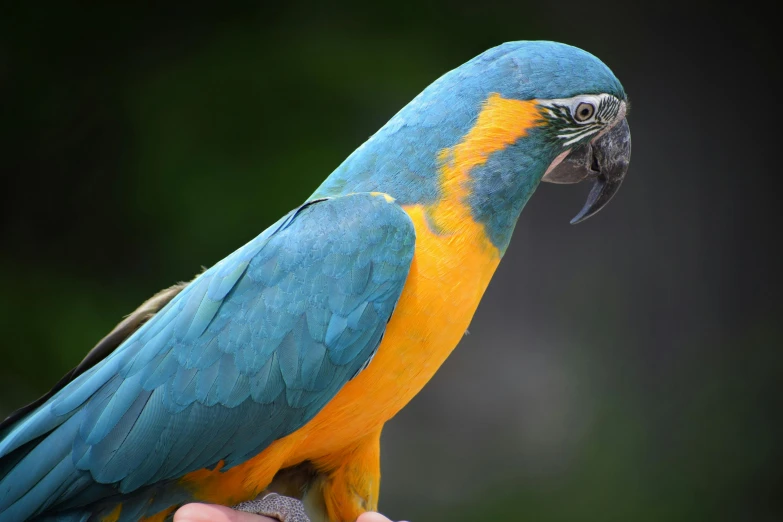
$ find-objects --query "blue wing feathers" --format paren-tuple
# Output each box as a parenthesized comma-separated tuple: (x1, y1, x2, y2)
(0, 412, 83, 518)
(89, 391, 154, 483)
(0, 193, 415, 521)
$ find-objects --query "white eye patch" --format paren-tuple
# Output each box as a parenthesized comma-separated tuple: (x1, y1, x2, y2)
(537, 94, 624, 147)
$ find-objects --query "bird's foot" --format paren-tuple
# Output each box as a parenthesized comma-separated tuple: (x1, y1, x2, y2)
(232, 493, 310, 522)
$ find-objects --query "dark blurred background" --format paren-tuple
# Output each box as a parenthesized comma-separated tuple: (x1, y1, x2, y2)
(1, 2, 781, 521)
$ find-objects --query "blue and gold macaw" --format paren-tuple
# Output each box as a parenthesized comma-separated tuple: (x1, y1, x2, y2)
(0, 41, 630, 522)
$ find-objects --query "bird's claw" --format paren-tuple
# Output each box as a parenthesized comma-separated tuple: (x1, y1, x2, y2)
(232, 493, 310, 522)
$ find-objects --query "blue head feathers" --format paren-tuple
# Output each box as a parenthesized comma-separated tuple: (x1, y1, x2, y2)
(314, 41, 626, 252)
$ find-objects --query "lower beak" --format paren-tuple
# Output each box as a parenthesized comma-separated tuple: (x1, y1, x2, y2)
(542, 118, 632, 224)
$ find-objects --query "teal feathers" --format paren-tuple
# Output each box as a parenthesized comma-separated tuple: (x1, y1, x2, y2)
(0, 194, 414, 521)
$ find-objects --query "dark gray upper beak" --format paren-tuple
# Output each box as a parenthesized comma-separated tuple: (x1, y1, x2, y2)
(543, 118, 631, 224)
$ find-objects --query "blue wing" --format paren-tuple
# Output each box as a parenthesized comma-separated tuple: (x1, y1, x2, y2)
(0, 193, 415, 521)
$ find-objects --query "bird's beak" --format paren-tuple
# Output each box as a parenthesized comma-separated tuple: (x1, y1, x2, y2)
(542, 118, 631, 224)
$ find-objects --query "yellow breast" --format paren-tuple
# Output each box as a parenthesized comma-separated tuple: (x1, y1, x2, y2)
(176, 94, 542, 507)
(177, 209, 501, 507)
(288, 94, 543, 457)
(293, 203, 501, 457)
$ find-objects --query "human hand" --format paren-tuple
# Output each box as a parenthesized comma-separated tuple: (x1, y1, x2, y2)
(174, 503, 399, 522)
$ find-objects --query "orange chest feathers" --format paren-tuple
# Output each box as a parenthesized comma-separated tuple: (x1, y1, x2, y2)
(174, 205, 502, 510)
(297, 94, 542, 453)
(295, 202, 501, 458)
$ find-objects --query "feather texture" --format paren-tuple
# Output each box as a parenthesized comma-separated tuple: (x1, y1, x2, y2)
(0, 193, 414, 521)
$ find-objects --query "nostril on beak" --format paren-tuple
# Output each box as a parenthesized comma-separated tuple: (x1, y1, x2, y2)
(590, 147, 600, 173)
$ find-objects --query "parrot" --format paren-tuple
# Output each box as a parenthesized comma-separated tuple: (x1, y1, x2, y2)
(0, 40, 631, 522)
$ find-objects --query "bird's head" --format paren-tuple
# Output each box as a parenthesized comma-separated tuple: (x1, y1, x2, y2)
(315, 41, 631, 252)
(464, 41, 631, 225)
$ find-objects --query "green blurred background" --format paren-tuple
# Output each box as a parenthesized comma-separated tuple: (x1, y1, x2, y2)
(1, 2, 781, 521)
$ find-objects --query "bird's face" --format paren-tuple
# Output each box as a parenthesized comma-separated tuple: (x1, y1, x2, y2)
(536, 93, 631, 223)
(463, 41, 632, 225)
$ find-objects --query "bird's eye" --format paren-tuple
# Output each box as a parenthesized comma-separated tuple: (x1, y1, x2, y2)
(574, 102, 595, 122)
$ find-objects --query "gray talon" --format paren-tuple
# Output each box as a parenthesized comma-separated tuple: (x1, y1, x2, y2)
(232, 493, 310, 522)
